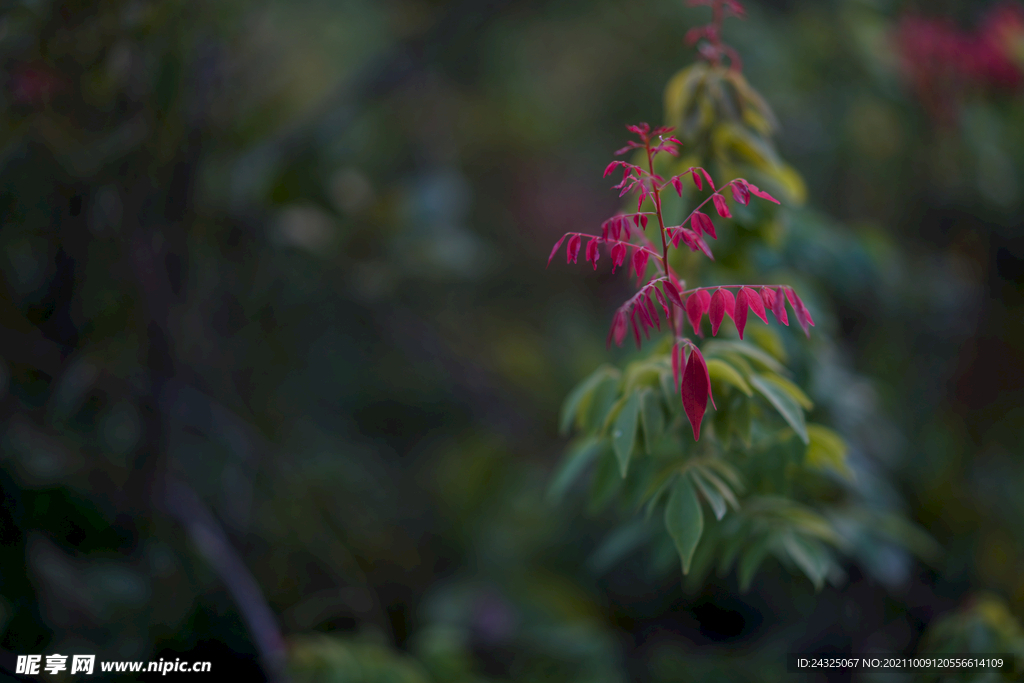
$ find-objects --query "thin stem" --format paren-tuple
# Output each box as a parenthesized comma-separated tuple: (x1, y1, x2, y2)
(646, 139, 678, 338)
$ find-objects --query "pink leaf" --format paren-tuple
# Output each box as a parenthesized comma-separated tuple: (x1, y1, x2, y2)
(653, 285, 670, 319)
(692, 211, 717, 240)
(640, 214, 648, 230)
(772, 286, 789, 326)
(671, 176, 683, 196)
(691, 168, 703, 191)
(786, 288, 814, 337)
(630, 309, 642, 349)
(632, 249, 649, 283)
(734, 288, 750, 340)
(603, 162, 618, 177)
(749, 183, 778, 204)
(566, 234, 582, 264)
(610, 243, 627, 273)
(731, 180, 751, 205)
(607, 310, 627, 348)
(745, 286, 769, 324)
(700, 167, 715, 190)
(662, 280, 684, 309)
(672, 342, 682, 392)
(586, 238, 601, 270)
(712, 194, 732, 218)
(644, 293, 661, 331)
(693, 233, 715, 261)
(686, 289, 711, 335)
(709, 288, 736, 336)
(681, 346, 711, 440)
(547, 234, 568, 269)
(760, 286, 776, 312)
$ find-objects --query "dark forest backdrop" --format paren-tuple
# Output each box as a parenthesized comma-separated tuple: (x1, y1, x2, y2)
(1, 0, 1024, 681)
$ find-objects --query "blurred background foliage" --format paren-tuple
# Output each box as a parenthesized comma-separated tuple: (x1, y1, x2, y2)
(1, 0, 1023, 681)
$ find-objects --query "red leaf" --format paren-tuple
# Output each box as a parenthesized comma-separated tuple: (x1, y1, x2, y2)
(731, 180, 752, 205)
(700, 167, 715, 190)
(567, 234, 582, 264)
(632, 249, 649, 282)
(693, 233, 715, 261)
(662, 280, 684, 309)
(547, 234, 568, 269)
(712, 194, 732, 218)
(709, 287, 736, 336)
(671, 177, 683, 196)
(690, 168, 703, 191)
(786, 288, 814, 337)
(653, 285, 670, 319)
(734, 288, 750, 340)
(692, 211, 717, 240)
(640, 214, 649, 230)
(671, 342, 682, 392)
(745, 286, 769, 324)
(586, 238, 601, 270)
(630, 309, 642, 349)
(772, 286, 789, 326)
(760, 286, 776, 312)
(609, 310, 628, 348)
(749, 183, 778, 204)
(603, 162, 618, 177)
(686, 289, 711, 335)
(681, 346, 711, 440)
(610, 243, 627, 273)
(644, 293, 661, 331)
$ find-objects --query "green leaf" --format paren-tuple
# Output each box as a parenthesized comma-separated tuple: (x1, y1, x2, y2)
(659, 371, 679, 414)
(612, 392, 641, 478)
(805, 424, 852, 480)
(759, 373, 813, 410)
(694, 465, 740, 510)
(746, 326, 787, 363)
(624, 360, 665, 394)
(665, 475, 704, 574)
(782, 531, 829, 591)
(547, 438, 602, 504)
(583, 375, 624, 434)
(587, 448, 623, 515)
(639, 388, 665, 454)
(749, 373, 808, 444)
(702, 340, 785, 374)
(691, 469, 726, 521)
(587, 520, 651, 575)
(702, 458, 745, 494)
(559, 365, 619, 435)
(706, 358, 753, 396)
(738, 535, 772, 591)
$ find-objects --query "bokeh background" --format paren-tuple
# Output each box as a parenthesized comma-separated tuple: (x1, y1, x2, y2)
(1, 0, 1024, 680)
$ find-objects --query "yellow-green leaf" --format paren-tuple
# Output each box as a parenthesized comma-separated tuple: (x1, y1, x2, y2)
(805, 424, 852, 480)
(706, 358, 753, 396)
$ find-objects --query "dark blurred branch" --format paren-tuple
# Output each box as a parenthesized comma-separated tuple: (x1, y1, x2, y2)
(160, 476, 290, 683)
(231, 0, 522, 205)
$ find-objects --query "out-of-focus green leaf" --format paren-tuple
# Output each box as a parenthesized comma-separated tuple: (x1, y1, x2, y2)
(587, 519, 650, 575)
(560, 365, 619, 435)
(706, 358, 753, 396)
(782, 531, 829, 591)
(612, 391, 640, 478)
(805, 424, 852, 480)
(690, 469, 726, 521)
(760, 373, 814, 410)
(703, 340, 786, 374)
(639, 388, 665, 454)
(738, 534, 772, 592)
(547, 437, 602, 503)
(749, 373, 808, 444)
(665, 474, 703, 575)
